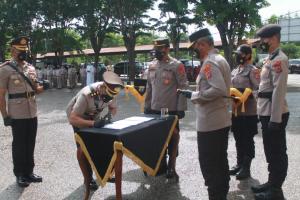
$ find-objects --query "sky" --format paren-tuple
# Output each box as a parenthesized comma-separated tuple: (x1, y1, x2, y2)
(149, 0, 300, 41)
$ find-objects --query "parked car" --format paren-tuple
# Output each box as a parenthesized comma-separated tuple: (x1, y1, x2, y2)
(289, 59, 300, 74)
(113, 61, 144, 78)
(180, 59, 201, 82)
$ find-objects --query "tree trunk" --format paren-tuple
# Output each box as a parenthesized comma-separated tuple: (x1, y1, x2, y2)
(217, 24, 234, 69)
(123, 34, 136, 81)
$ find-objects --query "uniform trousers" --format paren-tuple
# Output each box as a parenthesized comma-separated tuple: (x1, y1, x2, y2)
(259, 112, 289, 188)
(197, 127, 230, 200)
(231, 115, 258, 164)
(11, 117, 38, 177)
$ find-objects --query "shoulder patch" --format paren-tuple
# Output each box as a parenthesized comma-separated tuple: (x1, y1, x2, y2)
(203, 64, 212, 79)
(272, 60, 282, 73)
(177, 63, 185, 75)
(253, 68, 261, 80)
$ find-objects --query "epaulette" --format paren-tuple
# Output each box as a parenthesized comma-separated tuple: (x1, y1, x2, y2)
(89, 85, 99, 97)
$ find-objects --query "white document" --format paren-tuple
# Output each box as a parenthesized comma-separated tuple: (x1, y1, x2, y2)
(103, 116, 154, 130)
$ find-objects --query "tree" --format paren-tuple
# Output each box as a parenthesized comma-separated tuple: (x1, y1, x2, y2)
(37, 0, 80, 65)
(0, 1, 10, 62)
(76, 0, 114, 69)
(268, 15, 279, 24)
(111, 0, 154, 81)
(281, 42, 300, 59)
(155, 0, 194, 58)
(191, 0, 269, 67)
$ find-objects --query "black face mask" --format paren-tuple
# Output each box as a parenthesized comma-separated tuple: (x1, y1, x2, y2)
(193, 48, 201, 59)
(259, 42, 270, 52)
(236, 54, 246, 65)
(101, 95, 113, 103)
(17, 51, 28, 61)
(154, 50, 165, 61)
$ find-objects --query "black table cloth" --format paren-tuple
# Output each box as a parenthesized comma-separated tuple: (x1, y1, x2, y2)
(75, 115, 178, 187)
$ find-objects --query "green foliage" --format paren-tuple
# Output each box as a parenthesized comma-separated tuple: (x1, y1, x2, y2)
(281, 43, 300, 59)
(191, 0, 269, 66)
(111, 0, 154, 80)
(154, 0, 194, 58)
(268, 15, 279, 24)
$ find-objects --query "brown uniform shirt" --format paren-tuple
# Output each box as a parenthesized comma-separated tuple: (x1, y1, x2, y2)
(0, 61, 37, 119)
(191, 49, 232, 132)
(231, 64, 260, 116)
(257, 48, 289, 123)
(144, 56, 188, 112)
(66, 82, 116, 120)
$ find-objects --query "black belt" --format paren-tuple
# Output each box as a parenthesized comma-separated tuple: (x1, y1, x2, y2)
(8, 92, 35, 99)
(258, 92, 272, 99)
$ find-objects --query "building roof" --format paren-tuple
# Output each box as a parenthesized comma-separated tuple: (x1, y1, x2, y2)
(36, 39, 259, 59)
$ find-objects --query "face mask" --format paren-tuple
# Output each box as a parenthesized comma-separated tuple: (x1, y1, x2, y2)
(236, 54, 246, 65)
(193, 48, 201, 59)
(17, 51, 28, 61)
(101, 94, 113, 103)
(154, 50, 165, 61)
(259, 41, 270, 52)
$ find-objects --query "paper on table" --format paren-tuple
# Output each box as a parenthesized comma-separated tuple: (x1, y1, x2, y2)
(103, 116, 154, 130)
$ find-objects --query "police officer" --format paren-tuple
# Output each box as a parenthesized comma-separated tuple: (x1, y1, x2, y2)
(251, 24, 289, 200)
(80, 64, 87, 88)
(178, 28, 231, 200)
(0, 36, 44, 187)
(229, 44, 260, 180)
(144, 38, 188, 180)
(66, 71, 123, 195)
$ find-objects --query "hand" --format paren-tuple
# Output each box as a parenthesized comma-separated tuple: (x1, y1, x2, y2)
(176, 111, 185, 119)
(94, 118, 106, 128)
(268, 121, 281, 132)
(4, 116, 12, 126)
(177, 89, 192, 99)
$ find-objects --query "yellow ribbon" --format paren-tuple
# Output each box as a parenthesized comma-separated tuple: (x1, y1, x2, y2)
(230, 87, 253, 116)
(125, 85, 146, 112)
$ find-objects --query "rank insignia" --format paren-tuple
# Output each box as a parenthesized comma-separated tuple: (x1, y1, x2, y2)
(203, 64, 212, 79)
(254, 68, 261, 80)
(272, 60, 282, 73)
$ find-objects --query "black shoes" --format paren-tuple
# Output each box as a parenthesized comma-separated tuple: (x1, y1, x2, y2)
(236, 167, 250, 180)
(166, 169, 179, 182)
(89, 179, 99, 191)
(254, 187, 285, 200)
(16, 176, 30, 187)
(26, 173, 43, 183)
(251, 182, 271, 193)
(229, 164, 241, 175)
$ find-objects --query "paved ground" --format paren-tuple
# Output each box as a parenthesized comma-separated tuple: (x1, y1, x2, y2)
(1, 74, 300, 200)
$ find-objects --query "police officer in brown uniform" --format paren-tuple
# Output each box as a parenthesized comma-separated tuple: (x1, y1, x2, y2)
(66, 71, 123, 194)
(178, 28, 231, 200)
(229, 44, 260, 180)
(0, 36, 44, 187)
(144, 38, 188, 180)
(251, 24, 289, 200)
